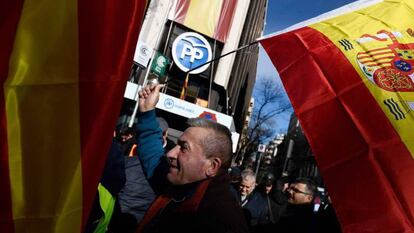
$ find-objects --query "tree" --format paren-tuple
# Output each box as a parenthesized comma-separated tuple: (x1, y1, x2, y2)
(234, 76, 292, 166)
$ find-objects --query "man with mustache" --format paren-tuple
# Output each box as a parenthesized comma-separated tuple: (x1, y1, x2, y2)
(135, 84, 249, 233)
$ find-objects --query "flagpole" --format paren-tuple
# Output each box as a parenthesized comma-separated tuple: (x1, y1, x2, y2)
(207, 40, 217, 108)
(162, 21, 175, 93)
(163, 21, 174, 55)
(180, 40, 258, 103)
(186, 40, 259, 74)
(128, 0, 174, 127)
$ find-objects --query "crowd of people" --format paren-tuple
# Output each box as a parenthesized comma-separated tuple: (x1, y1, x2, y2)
(85, 84, 342, 233)
(228, 168, 341, 233)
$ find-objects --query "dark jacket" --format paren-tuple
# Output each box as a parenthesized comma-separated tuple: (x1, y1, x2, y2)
(230, 187, 269, 227)
(108, 138, 158, 233)
(316, 203, 342, 233)
(136, 110, 249, 233)
(253, 189, 288, 233)
(268, 188, 288, 222)
(276, 203, 317, 233)
(114, 131, 174, 226)
(100, 139, 127, 195)
(117, 156, 156, 221)
(84, 139, 126, 233)
(138, 174, 249, 233)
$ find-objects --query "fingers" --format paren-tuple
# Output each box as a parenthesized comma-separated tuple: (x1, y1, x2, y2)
(138, 85, 151, 98)
(154, 84, 165, 93)
(138, 84, 165, 98)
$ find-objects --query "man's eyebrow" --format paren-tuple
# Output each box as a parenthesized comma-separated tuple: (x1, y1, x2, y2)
(177, 139, 191, 149)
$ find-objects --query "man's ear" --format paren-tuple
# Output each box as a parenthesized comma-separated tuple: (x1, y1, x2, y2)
(206, 157, 222, 177)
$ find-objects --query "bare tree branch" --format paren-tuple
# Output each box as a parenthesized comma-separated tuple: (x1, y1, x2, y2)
(235, 76, 293, 165)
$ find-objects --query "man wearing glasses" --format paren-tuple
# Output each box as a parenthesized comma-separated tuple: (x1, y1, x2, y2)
(286, 178, 315, 205)
(274, 178, 317, 233)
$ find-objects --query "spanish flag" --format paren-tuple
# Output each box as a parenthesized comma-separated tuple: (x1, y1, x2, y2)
(261, 0, 414, 232)
(0, 0, 146, 232)
(171, 0, 237, 42)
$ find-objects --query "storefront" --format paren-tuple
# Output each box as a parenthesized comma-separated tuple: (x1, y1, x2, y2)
(124, 82, 240, 152)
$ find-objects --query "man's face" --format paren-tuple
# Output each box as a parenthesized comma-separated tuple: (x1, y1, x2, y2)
(166, 127, 211, 185)
(287, 183, 313, 205)
(239, 177, 255, 197)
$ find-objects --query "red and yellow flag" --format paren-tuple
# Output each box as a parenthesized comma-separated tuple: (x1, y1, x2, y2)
(0, 0, 146, 232)
(261, 0, 414, 232)
(171, 0, 237, 42)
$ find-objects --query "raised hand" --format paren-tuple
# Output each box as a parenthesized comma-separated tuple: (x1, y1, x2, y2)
(138, 84, 165, 112)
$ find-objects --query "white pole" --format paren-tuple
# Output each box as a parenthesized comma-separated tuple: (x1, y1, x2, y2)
(128, 0, 173, 127)
(255, 152, 263, 180)
(128, 77, 160, 127)
(207, 40, 217, 108)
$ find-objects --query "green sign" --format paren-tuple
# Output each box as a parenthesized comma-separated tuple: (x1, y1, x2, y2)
(151, 52, 170, 77)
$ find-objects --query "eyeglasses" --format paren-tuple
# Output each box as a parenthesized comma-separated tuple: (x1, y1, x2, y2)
(288, 187, 311, 195)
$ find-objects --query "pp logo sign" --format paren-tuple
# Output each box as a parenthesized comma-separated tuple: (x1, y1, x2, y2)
(172, 32, 212, 74)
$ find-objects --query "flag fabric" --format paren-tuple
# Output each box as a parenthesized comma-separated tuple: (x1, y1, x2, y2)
(260, 0, 414, 232)
(0, 0, 146, 232)
(170, 0, 237, 42)
(180, 73, 190, 100)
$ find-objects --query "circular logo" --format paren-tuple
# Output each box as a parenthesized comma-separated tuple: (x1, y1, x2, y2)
(164, 98, 174, 109)
(172, 32, 212, 74)
(140, 44, 150, 56)
(157, 56, 167, 68)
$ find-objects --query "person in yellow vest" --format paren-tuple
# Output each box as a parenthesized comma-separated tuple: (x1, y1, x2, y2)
(84, 138, 126, 233)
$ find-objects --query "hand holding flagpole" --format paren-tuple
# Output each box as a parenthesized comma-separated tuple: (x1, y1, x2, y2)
(138, 84, 165, 113)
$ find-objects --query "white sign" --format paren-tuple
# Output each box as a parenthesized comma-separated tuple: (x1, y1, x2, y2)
(123, 82, 239, 151)
(157, 93, 234, 129)
(124, 82, 139, 100)
(231, 132, 240, 153)
(172, 32, 212, 74)
(134, 41, 153, 67)
(123, 82, 235, 130)
(258, 144, 266, 153)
